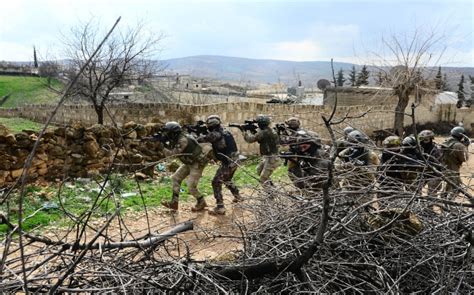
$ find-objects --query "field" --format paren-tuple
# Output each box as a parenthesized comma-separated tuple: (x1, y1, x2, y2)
(0, 75, 62, 107)
(0, 117, 47, 133)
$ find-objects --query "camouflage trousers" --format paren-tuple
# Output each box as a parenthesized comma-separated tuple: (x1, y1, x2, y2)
(257, 155, 281, 185)
(288, 160, 304, 189)
(444, 169, 462, 198)
(212, 163, 240, 205)
(171, 161, 207, 200)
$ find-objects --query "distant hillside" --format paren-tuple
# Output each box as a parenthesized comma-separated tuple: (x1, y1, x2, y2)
(161, 55, 355, 85)
(161, 55, 474, 91)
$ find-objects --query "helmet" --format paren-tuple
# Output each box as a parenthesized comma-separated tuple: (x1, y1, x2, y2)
(418, 130, 434, 142)
(343, 126, 355, 136)
(285, 117, 300, 130)
(206, 115, 221, 128)
(402, 135, 417, 147)
(383, 135, 401, 148)
(255, 114, 271, 127)
(347, 130, 369, 144)
(450, 126, 466, 138)
(163, 121, 182, 134)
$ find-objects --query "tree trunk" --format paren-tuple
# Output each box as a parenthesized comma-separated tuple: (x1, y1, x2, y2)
(95, 105, 104, 125)
(394, 93, 409, 136)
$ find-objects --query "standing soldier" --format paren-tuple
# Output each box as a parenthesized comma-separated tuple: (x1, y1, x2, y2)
(378, 135, 404, 194)
(198, 115, 242, 215)
(160, 121, 209, 211)
(441, 126, 469, 198)
(418, 130, 443, 196)
(398, 135, 424, 192)
(242, 114, 280, 186)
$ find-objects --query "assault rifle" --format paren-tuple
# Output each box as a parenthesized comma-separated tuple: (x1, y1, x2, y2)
(228, 120, 258, 134)
(141, 131, 167, 143)
(184, 120, 208, 136)
(275, 123, 290, 136)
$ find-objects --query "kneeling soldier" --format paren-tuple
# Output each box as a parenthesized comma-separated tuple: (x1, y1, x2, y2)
(198, 115, 242, 215)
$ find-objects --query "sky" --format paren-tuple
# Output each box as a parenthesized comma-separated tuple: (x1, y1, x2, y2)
(0, 0, 473, 66)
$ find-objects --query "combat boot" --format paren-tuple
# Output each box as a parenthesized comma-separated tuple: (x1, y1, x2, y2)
(208, 205, 226, 215)
(161, 193, 179, 210)
(232, 194, 244, 203)
(191, 197, 207, 212)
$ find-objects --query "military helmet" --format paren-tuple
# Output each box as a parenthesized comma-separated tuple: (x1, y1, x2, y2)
(418, 130, 435, 142)
(163, 121, 182, 134)
(402, 135, 417, 147)
(383, 135, 401, 148)
(285, 117, 301, 129)
(450, 126, 466, 138)
(206, 115, 221, 128)
(347, 130, 369, 144)
(255, 114, 271, 126)
(343, 126, 355, 136)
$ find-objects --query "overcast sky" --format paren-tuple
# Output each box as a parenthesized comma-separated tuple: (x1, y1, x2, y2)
(0, 0, 472, 66)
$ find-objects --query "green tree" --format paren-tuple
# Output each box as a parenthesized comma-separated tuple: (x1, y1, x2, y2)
(434, 66, 442, 90)
(33, 46, 38, 68)
(336, 68, 345, 87)
(457, 74, 465, 101)
(348, 65, 357, 86)
(356, 65, 370, 86)
(442, 73, 450, 91)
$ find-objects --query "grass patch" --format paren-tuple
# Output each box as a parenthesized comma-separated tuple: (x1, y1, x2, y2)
(0, 117, 47, 133)
(0, 75, 62, 107)
(0, 159, 289, 235)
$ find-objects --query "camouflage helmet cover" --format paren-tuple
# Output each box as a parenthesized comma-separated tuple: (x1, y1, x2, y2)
(285, 117, 301, 129)
(347, 130, 369, 144)
(402, 135, 417, 147)
(383, 135, 401, 147)
(255, 114, 271, 125)
(163, 121, 182, 134)
(418, 130, 435, 141)
(206, 115, 221, 128)
(343, 126, 355, 136)
(450, 126, 466, 138)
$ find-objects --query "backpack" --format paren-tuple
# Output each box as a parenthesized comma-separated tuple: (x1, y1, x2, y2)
(439, 138, 457, 164)
(214, 130, 238, 163)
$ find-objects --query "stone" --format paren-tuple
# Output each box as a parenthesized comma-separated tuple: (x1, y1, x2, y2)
(11, 168, 24, 178)
(83, 140, 100, 158)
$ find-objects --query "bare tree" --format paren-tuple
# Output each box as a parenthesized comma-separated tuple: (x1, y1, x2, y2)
(374, 30, 446, 136)
(38, 60, 60, 87)
(63, 18, 163, 124)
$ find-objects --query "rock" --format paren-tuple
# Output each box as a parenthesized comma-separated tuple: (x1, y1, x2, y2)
(167, 161, 180, 173)
(11, 168, 24, 178)
(123, 121, 137, 130)
(0, 124, 10, 136)
(134, 172, 148, 180)
(83, 140, 100, 158)
(5, 134, 16, 145)
(129, 153, 143, 164)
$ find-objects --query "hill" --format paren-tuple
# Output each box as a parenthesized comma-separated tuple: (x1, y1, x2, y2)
(0, 75, 61, 107)
(161, 55, 474, 90)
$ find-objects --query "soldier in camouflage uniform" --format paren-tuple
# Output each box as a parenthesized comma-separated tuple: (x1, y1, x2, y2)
(441, 126, 469, 198)
(418, 130, 443, 196)
(279, 117, 323, 187)
(198, 115, 242, 215)
(335, 126, 355, 158)
(378, 135, 404, 196)
(336, 130, 380, 205)
(160, 121, 209, 211)
(242, 114, 280, 186)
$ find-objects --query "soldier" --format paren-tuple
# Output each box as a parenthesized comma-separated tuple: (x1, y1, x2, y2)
(279, 117, 323, 186)
(160, 121, 209, 211)
(242, 114, 280, 186)
(197, 115, 242, 215)
(288, 131, 330, 191)
(378, 135, 404, 193)
(441, 126, 469, 198)
(398, 135, 424, 192)
(335, 126, 355, 157)
(418, 130, 443, 196)
(336, 130, 380, 194)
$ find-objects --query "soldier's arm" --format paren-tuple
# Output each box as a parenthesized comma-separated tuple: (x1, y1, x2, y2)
(454, 143, 467, 164)
(163, 136, 188, 157)
(243, 130, 261, 143)
(197, 130, 222, 144)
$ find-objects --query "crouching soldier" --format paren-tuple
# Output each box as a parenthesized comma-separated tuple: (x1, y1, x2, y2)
(336, 130, 380, 205)
(242, 114, 280, 186)
(441, 126, 469, 198)
(198, 115, 242, 215)
(160, 121, 209, 211)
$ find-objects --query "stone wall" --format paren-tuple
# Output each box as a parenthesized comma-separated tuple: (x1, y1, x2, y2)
(0, 101, 472, 155)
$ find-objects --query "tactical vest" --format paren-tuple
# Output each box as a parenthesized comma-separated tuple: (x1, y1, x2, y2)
(178, 135, 202, 165)
(259, 127, 279, 155)
(213, 130, 238, 164)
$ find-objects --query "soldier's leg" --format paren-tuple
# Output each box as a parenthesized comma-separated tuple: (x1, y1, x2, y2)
(260, 156, 280, 185)
(256, 159, 265, 177)
(444, 170, 462, 199)
(288, 161, 304, 189)
(211, 164, 226, 207)
(222, 163, 242, 202)
(162, 164, 190, 210)
(187, 162, 207, 211)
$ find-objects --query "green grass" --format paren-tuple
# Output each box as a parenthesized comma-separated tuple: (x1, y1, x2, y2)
(0, 75, 62, 107)
(0, 160, 289, 236)
(0, 117, 47, 133)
